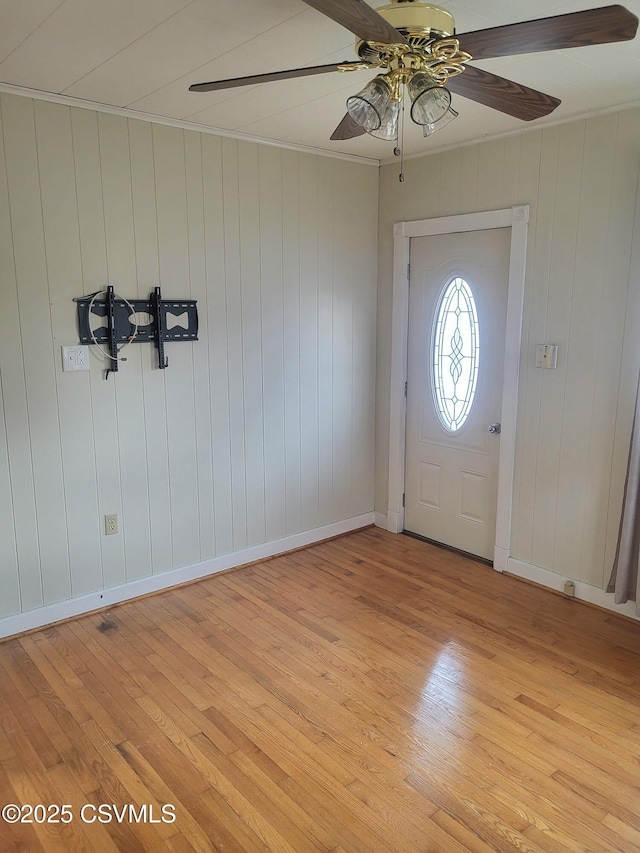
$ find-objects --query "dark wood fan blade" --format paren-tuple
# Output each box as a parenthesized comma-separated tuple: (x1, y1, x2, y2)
(447, 66, 561, 121)
(330, 113, 367, 140)
(458, 5, 638, 61)
(301, 0, 407, 45)
(189, 61, 363, 92)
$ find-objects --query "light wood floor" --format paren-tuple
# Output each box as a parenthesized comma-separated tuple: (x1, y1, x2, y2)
(1, 527, 640, 852)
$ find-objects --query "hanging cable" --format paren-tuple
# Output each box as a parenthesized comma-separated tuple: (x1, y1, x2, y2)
(87, 289, 139, 364)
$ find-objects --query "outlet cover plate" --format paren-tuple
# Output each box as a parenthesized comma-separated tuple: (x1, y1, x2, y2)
(62, 345, 90, 371)
(535, 344, 558, 369)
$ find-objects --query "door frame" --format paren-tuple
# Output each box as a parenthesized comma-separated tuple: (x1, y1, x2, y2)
(386, 205, 529, 572)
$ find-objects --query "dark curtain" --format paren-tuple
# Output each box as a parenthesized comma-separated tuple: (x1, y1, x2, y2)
(608, 371, 640, 615)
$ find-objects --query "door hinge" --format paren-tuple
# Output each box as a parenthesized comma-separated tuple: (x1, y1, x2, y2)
(404, 381, 408, 398)
(402, 493, 405, 507)
(407, 263, 410, 281)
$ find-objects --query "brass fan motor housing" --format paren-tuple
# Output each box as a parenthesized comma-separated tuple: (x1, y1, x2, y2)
(356, 0, 456, 61)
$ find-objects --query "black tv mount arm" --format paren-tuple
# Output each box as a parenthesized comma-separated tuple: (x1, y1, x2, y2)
(74, 286, 198, 379)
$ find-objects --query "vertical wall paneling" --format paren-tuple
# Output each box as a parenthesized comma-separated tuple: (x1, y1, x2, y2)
(317, 156, 334, 526)
(298, 154, 320, 530)
(553, 115, 615, 583)
(35, 100, 103, 599)
(348, 164, 378, 515)
(500, 136, 522, 210)
(583, 112, 639, 585)
(508, 130, 542, 561)
(185, 129, 215, 561)
(259, 145, 286, 543)
(99, 113, 152, 583)
(281, 150, 302, 536)
(603, 109, 640, 586)
(457, 144, 479, 214)
(0, 371, 20, 617)
(331, 159, 354, 522)
(71, 107, 124, 589)
(153, 123, 200, 571)
(475, 139, 505, 213)
(522, 125, 560, 565)
(0, 96, 29, 616)
(128, 118, 173, 576)
(377, 107, 640, 593)
(221, 137, 248, 552)
(436, 148, 461, 218)
(2, 94, 68, 607)
(531, 121, 584, 573)
(0, 94, 378, 626)
(238, 142, 266, 549)
(202, 134, 233, 558)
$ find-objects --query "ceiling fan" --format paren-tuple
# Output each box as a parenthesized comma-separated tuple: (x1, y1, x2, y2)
(188, 0, 638, 144)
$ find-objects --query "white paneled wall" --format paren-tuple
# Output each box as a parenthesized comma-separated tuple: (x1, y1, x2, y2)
(377, 108, 640, 591)
(0, 93, 378, 623)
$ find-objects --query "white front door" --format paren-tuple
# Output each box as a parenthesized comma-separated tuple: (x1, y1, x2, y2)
(404, 228, 511, 561)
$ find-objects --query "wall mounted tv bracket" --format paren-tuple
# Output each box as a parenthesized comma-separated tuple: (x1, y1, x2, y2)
(75, 286, 198, 379)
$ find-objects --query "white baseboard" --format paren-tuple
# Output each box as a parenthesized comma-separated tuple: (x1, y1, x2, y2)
(507, 557, 640, 622)
(0, 513, 375, 640)
(374, 511, 388, 529)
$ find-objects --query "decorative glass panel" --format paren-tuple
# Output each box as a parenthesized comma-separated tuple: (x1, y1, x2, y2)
(432, 276, 479, 432)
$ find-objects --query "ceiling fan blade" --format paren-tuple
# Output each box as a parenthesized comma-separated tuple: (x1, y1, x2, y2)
(458, 5, 638, 61)
(189, 61, 363, 92)
(447, 66, 561, 121)
(301, 0, 407, 45)
(330, 113, 367, 140)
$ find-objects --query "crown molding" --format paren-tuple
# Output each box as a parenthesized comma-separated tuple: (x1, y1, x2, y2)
(380, 98, 640, 165)
(0, 82, 381, 168)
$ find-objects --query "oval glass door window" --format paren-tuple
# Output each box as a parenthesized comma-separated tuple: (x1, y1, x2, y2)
(431, 276, 480, 432)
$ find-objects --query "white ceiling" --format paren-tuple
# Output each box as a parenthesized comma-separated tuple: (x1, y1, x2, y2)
(1, 0, 639, 162)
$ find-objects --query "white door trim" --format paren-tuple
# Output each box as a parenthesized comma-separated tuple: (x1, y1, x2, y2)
(387, 206, 529, 571)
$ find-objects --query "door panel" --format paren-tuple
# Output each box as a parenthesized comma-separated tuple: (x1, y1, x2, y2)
(404, 228, 510, 560)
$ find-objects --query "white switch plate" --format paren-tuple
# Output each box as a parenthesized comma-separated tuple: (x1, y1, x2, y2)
(535, 344, 558, 369)
(62, 345, 90, 372)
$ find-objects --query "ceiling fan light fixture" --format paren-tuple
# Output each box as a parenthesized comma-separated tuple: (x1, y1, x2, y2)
(346, 75, 393, 132)
(423, 105, 459, 136)
(370, 99, 401, 141)
(408, 71, 451, 125)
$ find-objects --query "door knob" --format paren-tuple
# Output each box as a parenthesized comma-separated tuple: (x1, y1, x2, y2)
(488, 423, 501, 434)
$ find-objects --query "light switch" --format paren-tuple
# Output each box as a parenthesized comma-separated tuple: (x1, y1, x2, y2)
(535, 344, 558, 369)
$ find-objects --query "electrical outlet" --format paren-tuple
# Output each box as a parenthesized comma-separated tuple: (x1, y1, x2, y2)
(104, 513, 118, 535)
(62, 345, 90, 372)
(75, 346, 88, 370)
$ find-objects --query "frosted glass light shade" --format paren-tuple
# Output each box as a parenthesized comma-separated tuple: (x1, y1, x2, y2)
(423, 105, 458, 136)
(346, 76, 393, 132)
(408, 73, 451, 126)
(370, 100, 400, 140)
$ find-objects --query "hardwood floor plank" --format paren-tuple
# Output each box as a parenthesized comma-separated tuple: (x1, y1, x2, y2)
(0, 765, 47, 853)
(201, 735, 333, 852)
(46, 763, 123, 852)
(498, 782, 626, 853)
(134, 695, 300, 853)
(1, 528, 639, 851)
(601, 813, 640, 849)
(114, 740, 231, 853)
(430, 808, 513, 853)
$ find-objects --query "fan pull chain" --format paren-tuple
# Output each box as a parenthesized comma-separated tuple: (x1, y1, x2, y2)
(397, 95, 406, 182)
